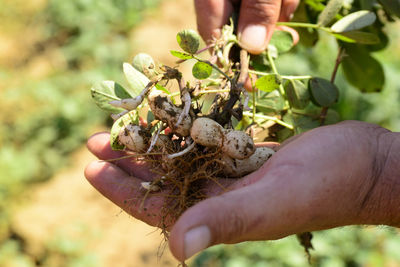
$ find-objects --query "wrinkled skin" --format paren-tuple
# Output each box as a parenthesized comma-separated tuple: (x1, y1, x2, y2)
(85, 121, 400, 261)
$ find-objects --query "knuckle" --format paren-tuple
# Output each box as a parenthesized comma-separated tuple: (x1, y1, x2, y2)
(214, 207, 248, 243)
(243, 0, 280, 23)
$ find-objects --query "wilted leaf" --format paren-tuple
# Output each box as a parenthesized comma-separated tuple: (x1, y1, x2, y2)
(318, 0, 344, 26)
(269, 30, 294, 53)
(123, 63, 150, 96)
(91, 81, 132, 113)
(342, 44, 384, 92)
(308, 77, 339, 107)
(331, 10, 376, 32)
(192, 62, 212, 79)
(333, 31, 380, 44)
(110, 112, 138, 150)
(255, 74, 281, 92)
(177, 29, 200, 54)
(170, 50, 193, 60)
(284, 79, 310, 109)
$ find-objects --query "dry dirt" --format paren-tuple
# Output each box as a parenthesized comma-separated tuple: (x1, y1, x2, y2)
(11, 1, 198, 266)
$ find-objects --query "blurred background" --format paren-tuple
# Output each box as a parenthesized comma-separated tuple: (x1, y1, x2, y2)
(0, 0, 399, 266)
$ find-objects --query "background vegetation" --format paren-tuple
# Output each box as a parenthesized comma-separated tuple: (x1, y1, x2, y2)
(0, 0, 399, 266)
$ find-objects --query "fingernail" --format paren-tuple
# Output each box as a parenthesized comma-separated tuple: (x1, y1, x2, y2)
(238, 25, 267, 53)
(184, 226, 211, 259)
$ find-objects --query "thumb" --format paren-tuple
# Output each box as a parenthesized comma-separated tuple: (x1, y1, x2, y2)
(168, 167, 308, 261)
(237, 0, 282, 54)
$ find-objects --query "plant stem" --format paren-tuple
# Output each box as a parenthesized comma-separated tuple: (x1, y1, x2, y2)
(266, 51, 286, 97)
(243, 111, 294, 130)
(276, 21, 332, 32)
(248, 70, 313, 80)
(196, 89, 230, 95)
(320, 46, 344, 125)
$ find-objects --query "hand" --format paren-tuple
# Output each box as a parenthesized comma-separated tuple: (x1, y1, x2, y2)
(194, 0, 300, 54)
(85, 121, 400, 261)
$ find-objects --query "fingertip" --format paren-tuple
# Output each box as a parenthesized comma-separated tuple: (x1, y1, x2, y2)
(238, 24, 270, 54)
(87, 132, 110, 154)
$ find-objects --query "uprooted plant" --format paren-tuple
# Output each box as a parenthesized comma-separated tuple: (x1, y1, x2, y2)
(90, 0, 397, 262)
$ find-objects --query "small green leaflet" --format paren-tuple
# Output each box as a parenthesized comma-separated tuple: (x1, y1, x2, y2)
(123, 63, 150, 96)
(332, 31, 380, 44)
(170, 50, 193, 60)
(269, 31, 294, 53)
(91, 81, 132, 113)
(284, 79, 310, 109)
(255, 90, 285, 112)
(192, 62, 212, 79)
(110, 111, 139, 150)
(255, 74, 281, 92)
(331, 10, 376, 33)
(317, 0, 344, 26)
(308, 77, 339, 107)
(176, 29, 200, 54)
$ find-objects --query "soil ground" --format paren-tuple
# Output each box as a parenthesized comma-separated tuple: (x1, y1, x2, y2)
(10, 1, 197, 266)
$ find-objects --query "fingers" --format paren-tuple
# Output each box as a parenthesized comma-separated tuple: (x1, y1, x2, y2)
(279, 0, 299, 22)
(237, 0, 282, 54)
(87, 132, 155, 181)
(194, 0, 234, 43)
(168, 165, 310, 261)
(84, 161, 164, 226)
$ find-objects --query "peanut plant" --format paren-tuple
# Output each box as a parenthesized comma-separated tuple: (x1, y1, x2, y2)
(90, 0, 398, 262)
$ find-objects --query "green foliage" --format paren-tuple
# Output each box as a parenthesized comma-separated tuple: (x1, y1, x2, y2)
(194, 227, 400, 266)
(331, 10, 376, 32)
(192, 62, 213, 79)
(170, 50, 193, 60)
(176, 29, 200, 54)
(285, 80, 310, 109)
(91, 81, 132, 113)
(309, 77, 339, 107)
(317, 0, 344, 26)
(255, 74, 282, 92)
(123, 63, 151, 96)
(0, 0, 159, 265)
(269, 31, 294, 53)
(342, 44, 385, 92)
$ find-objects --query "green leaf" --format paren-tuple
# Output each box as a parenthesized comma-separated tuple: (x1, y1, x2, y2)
(91, 81, 132, 113)
(250, 52, 270, 71)
(192, 62, 212, 79)
(342, 44, 384, 92)
(284, 79, 310, 109)
(379, 0, 400, 18)
(332, 31, 380, 44)
(132, 53, 156, 79)
(269, 30, 294, 53)
(110, 112, 138, 150)
(308, 77, 339, 107)
(317, 0, 344, 26)
(331, 10, 376, 32)
(176, 29, 200, 54)
(170, 50, 193, 60)
(283, 113, 319, 134)
(123, 63, 150, 96)
(255, 74, 282, 92)
(255, 90, 285, 113)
